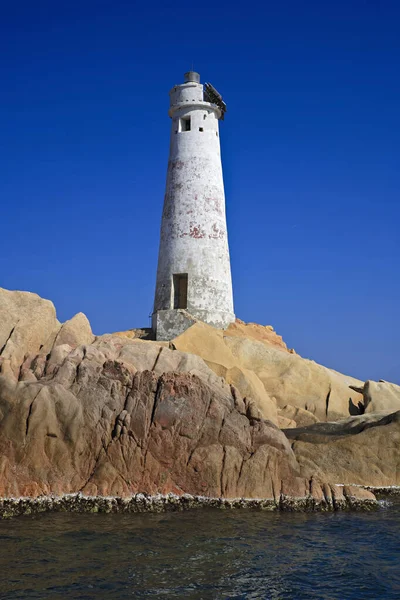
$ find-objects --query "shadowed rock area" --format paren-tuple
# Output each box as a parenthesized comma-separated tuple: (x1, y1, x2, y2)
(1, 287, 398, 508)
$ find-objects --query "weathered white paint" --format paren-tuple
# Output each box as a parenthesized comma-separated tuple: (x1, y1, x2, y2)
(152, 72, 235, 341)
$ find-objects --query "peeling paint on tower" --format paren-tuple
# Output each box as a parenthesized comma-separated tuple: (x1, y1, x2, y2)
(152, 72, 235, 341)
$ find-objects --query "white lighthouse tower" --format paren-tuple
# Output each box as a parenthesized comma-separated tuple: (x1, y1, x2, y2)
(152, 71, 235, 341)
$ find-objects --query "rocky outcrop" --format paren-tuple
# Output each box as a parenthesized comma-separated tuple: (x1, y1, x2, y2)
(0, 485, 378, 519)
(113, 328, 153, 341)
(278, 405, 320, 429)
(0, 288, 95, 381)
(0, 347, 303, 499)
(286, 411, 400, 487)
(0, 288, 60, 376)
(173, 322, 364, 424)
(225, 319, 290, 353)
(2, 288, 399, 509)
(53, 312, 94, 348)
(351, 380, 400, 414)
(0, 342, 380, 506)
(171, 323, 280, 424)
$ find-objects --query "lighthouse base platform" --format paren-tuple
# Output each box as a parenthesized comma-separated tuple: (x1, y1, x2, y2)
(152, 308, 235, 341)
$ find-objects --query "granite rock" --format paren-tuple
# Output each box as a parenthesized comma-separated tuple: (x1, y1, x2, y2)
(0, 288, 60, 377)
(286, 410, 400, 487)
(173, 322, 364, 423)
(362, 380, 400, 414)
(0, 288, 394, 506)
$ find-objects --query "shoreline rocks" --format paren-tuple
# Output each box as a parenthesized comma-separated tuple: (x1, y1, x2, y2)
(364, 486, 400, 497)
(0, 487, 380, 520)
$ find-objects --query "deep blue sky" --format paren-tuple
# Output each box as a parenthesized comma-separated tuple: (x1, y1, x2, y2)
(1, 1, 399, 384)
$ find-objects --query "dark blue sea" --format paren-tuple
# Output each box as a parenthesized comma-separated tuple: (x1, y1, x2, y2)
(0, 499, 399, 599)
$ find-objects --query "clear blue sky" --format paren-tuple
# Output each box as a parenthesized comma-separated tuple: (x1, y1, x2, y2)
(1, 1, 399, 384)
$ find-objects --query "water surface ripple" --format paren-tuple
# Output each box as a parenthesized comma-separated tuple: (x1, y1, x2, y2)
(0, 500, 399, 599)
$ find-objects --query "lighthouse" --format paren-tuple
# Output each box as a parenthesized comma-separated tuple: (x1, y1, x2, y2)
(152, 71, 235, 341)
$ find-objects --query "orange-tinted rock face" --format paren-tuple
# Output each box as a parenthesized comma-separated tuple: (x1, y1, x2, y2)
(0, 288, 396, 506)
(0, 336, 392, 503)
(226, 319, 290, 353)
(0, 357, 300, 499)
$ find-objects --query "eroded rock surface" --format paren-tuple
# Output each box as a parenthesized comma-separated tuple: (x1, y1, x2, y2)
(0, 288, 60, 376)
(173, 322, 364, 423)
(0, 288, 94, 380)
(358, 380, 400, 414)
(0, 353, 304, 499)
(1, 288, 398, 506)
(286, 411, 400, 487)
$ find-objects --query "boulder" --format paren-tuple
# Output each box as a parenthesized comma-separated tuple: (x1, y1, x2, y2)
(0, 289, 96, 379)
(53, 312, 94, 348)
(278, 405, 320, 428)
(362, 380, 400, 414)
(286, 410, 400, 487)
(173, 322, 364, 422)
(224, 335, 364, 420)
(277, 415, 297, 429)
(0, 288, 60, 376)
(225, 319, 290, 352)
(172, 323, 279, 424)
(113, 328, 153, 340)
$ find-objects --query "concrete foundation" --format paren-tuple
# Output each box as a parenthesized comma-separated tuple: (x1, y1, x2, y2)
(152, 310, 197, 342)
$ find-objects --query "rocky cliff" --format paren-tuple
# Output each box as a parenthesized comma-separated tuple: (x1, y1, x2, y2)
(1, 287, 399, 509)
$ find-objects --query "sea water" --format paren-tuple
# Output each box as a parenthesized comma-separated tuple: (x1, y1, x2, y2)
(0, 499, 399, 599)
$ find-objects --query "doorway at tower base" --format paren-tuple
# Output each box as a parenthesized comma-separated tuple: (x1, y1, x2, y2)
(152, 308, 235, 341)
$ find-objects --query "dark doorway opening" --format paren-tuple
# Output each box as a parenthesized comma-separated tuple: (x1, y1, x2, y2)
(173, 274, 188, 309)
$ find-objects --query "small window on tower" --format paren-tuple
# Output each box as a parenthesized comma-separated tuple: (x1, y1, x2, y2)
(172, 274, 188, 309)
(180, 117, 191, 132)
